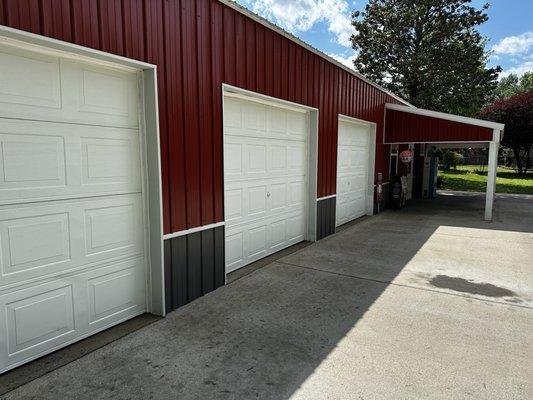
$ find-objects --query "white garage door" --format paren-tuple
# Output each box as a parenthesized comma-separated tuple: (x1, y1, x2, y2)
(223, 95, 308, 273)
(0, 44, 147, 372)
(336, 119, 370, 227)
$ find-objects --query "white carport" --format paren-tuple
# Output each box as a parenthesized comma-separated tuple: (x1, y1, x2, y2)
(384, 103, 505, 221)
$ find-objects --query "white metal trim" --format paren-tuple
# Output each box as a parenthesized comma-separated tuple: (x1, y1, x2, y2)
(0, 25, 156, 70)
(485, 134, 499, 221)
(217, 0, 412, 108)
(163, 222, 225, 240)
(223, 84, 318, 112)
(492, 129, 503, 142)
(317, 194, 337, 201)
(339, 114, 377, 127)
(142, 69, 166, 317)
(385, 103, 505, 131)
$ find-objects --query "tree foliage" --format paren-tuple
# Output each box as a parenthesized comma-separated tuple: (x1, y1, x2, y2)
(351, 0, 500, 116)
(441, 150, 464, 170)
(478, 92, 533, 175)
(493, 72, 533, 100)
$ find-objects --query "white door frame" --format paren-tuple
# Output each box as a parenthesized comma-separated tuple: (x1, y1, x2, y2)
(337, 115, 377, 220)
(221, 84, 320, 266)
(0, 26, 166, 316)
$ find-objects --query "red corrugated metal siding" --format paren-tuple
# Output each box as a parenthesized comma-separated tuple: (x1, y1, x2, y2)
(0, 0, 403, 234)
(385, 109, 493, 143)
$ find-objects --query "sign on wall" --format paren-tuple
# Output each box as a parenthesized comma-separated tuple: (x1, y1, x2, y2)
(399, 149, 413, 164)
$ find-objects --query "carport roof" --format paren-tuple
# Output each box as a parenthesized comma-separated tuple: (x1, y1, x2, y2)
(384, 103, 505, 144)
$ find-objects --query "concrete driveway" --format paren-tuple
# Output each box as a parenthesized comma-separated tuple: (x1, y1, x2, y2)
(1, 192, 532, 400)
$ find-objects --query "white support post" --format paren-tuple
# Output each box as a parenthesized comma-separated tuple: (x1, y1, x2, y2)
(485, 131, 500, 221)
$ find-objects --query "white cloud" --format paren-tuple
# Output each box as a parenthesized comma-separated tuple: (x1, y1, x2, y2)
(243, 0, 356, 47)
(500, 61, 533, 78)
(492, 32, 533, 55)
(327, 52, 356, 69)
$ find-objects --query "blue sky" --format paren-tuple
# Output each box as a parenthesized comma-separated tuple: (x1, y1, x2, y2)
(235, 0, 533, 78)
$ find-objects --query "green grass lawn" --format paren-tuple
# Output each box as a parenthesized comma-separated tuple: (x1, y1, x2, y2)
(439, 165, 533, 195)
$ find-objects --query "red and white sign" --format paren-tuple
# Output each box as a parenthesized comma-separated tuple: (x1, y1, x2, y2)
(399, 149, 413, 164)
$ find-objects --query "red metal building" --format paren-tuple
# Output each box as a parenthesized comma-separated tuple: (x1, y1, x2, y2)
(0, 0, 410, 234)
(0, 0, 504, 373)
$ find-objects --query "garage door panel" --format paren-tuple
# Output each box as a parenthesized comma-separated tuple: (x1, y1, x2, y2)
(75, 66, 133, 119)
(270, 145, 287, 171)
(0, 120, 141, 205)
(242, 102, 267, 134)
(353, 149, 369, 167)
(81, 137, 137, 186)
(270, 183, 287, 212)
(248, 185, 268, 217)
(0, 46, 61, 110)
(224, 188, 243, 223)
(287, 180, 306, 207)
(225, 98, 307, 142)
(248, 225, 268, 259)
(0, 133, 66, 189)
(0, 44, 139, 129)
(270, 219, 287, 248)
(0, 280, 77, 368)
(0, 212, 70, 276)
(286, 213, 306, 242)
(223, 142, 243, 180)
(225, 232, 244, 271)
(223, 97, 243, 129)
(338, 148, 351, 169)
(224, 136, 306, 181)
(287, 112, 307, 139)
(0, 195, 144, 288)
(224, 178, 306, 228)
(248, 144, 267, 174)
(224, 212, 306, 273)
(84, 200, 142, 257)
(85, 258, 146, 328)
(0, 256, 145, 369)
(269, 107, 288, 136)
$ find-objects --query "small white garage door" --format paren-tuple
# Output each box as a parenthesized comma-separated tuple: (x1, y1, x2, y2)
(223, 95, 308, 273)
(336, 119, 371, 227)
(0, 44, 147, 372)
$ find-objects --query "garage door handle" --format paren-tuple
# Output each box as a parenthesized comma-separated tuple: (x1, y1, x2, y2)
(266, 192, 271, 198)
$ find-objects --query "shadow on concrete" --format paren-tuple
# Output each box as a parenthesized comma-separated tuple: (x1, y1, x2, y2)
(0, 314, 161, 396)
(0, 192, 531, 399)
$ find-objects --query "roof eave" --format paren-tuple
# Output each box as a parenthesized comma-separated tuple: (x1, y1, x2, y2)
(385, 103, 505, 131)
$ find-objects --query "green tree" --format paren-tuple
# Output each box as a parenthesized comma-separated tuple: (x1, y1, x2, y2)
(493, 72, 533, 100)
(478, 92, 533, 175)
(351, 0, 500, 116)
(442, 150, 464, 170)
(521, 72, 533, 92)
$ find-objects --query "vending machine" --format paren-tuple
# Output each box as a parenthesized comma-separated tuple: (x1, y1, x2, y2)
(422, 157, 438, 199)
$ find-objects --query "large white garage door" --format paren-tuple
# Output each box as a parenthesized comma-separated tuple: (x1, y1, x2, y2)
(224, 95, 308, 273)
(0, 44, 147, 372)
(336, 119, 370, 227)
